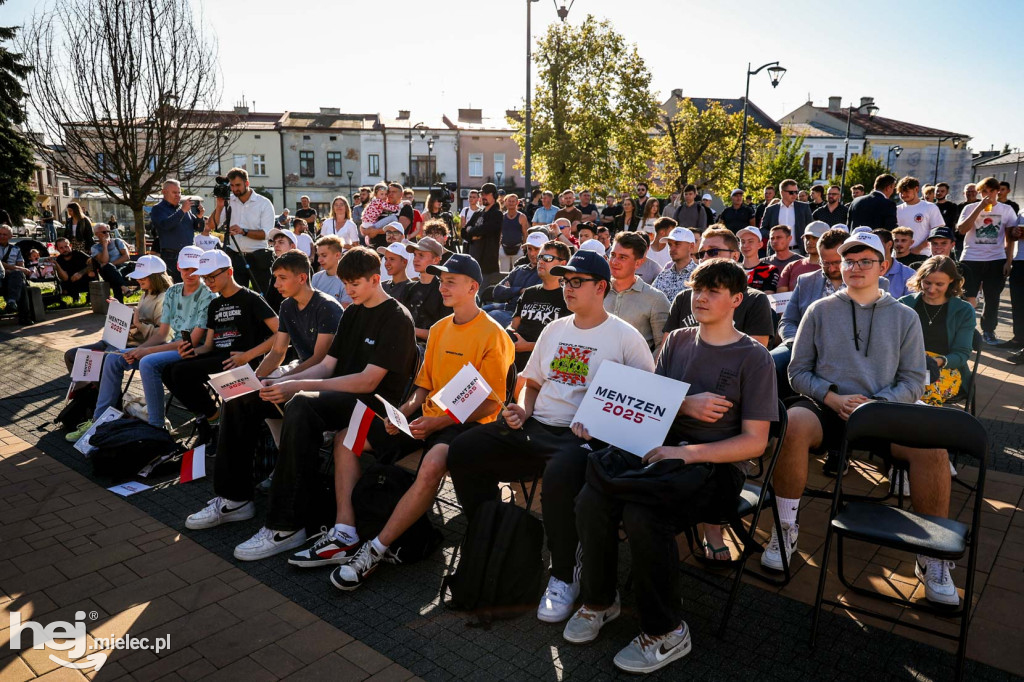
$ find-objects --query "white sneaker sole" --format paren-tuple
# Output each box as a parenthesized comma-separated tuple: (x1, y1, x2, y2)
(613, 635, 692, 673)
(329, 565, 378, 591)
(563, 602, 621, 644)
(288, 550, 357, 568)
(184, 503, 255, 530)
(233, 531, 306, 561)
(914, 561, 960, 607)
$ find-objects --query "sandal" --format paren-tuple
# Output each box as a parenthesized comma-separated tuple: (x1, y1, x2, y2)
(699, 539, 734, 566)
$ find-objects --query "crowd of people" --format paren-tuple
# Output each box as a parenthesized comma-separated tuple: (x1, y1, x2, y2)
(22, 165, 1023, 675)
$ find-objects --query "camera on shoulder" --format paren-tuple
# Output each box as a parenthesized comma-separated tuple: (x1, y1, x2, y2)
(213, 176, 232, 200)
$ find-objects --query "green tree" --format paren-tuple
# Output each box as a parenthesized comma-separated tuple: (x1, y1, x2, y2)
(651, 98, 774, 196)
(0, 0, 37, 224)
(744, 136, 811, 195)
(827, 145, 891, 202)
(510, 16, 659, 193)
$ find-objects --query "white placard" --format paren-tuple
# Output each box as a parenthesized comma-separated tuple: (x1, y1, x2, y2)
(766, 291, 794, 314)
(375, 394, 414, 438)
(71, 349, 105, 382)
(571, 362, 689, 458)
(430, 363, 497, 424)
(108, 481, 151, 496)
(207, 364, 261, 401)
(73, 406, 123, 456)
(101, 300, 133, 349)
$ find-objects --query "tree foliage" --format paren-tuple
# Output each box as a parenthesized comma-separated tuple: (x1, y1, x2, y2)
(651, 98, 774, 197)
(827, 145, 892, 201)
(510, 16, 659, 194)
(21, 0, 235, 250)
(0, 0, 36, 223)
(744, 136, 811, 194)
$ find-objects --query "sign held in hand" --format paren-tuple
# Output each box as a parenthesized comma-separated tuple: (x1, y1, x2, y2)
(571, 362, 688, 457)
(207, 364, 262, 402)
(430, 363, 499, 424)
(766, 291, 793, 314)
(71, 349, 105, 382)
(102, 300, 133, 349)
(375, 394, 413, 438)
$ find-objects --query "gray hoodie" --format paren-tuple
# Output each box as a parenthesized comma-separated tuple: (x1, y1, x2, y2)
(789, 289, 926, 404)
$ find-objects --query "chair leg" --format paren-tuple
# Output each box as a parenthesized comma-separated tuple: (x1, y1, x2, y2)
(719, 536, 752, 636)
(810, 523, 838, 648)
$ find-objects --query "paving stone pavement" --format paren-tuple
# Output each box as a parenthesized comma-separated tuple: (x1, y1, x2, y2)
(1, 312, 1023, 681)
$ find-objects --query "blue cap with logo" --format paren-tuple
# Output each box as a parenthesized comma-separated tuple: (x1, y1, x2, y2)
(426, 252, 483, 285)
(550, 249, 611, 282)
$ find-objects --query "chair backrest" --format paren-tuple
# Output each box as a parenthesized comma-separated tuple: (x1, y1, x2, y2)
(845, 402, 987, 470)
(504, 363, 518, 405)
(754, 399, 789, 485)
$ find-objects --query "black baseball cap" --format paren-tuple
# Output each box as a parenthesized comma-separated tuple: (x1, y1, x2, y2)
(426, 253, 483, 285)
(550, 249, 611, 282)
(928, 226, 955, 241)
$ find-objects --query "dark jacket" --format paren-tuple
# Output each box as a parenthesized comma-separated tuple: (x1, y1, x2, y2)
(614, 212, 641, 233)
(898, 293, 975, 375)
(760, 201, 814, 252)
(848, 190, 897, 231)
(64, 217, 95, 249)
(811, 202, 849, 227)
(150, 199, 202, 252)
(464, 202, 502, 275)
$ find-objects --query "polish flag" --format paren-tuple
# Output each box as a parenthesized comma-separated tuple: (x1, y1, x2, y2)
(342, 400, 375, 456)
(179, 444, 207, 482)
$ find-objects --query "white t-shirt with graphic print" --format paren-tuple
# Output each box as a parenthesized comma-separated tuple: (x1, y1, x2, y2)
(959, 201, 1018, 262)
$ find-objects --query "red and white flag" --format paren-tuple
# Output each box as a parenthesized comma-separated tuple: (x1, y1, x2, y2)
(179, 444, 207, 482)
(342, 400, 375, 456)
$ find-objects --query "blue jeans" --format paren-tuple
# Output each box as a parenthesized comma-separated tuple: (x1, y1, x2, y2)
(484, 304, 514, 328)
(95, 349, 182, 427)
(770, 344, 793, 400)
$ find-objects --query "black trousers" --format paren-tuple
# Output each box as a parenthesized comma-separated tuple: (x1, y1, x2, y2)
(224, 247, 272, 295)
(161, 352, 228, 419)
(447, 418, 590, 584)
(214, 391, 284, 504)
(161, 249, 182, 284)
(1010, 261, 1024, 341)
(575, 463, 726, 636)
(962, 259, 1006, 333)
(95, 262, 127, 302)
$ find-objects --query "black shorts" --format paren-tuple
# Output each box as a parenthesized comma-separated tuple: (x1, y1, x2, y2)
(786, 396, 846, 454)
(960, 259, 1004, 298)
(372, 408, 481, 462)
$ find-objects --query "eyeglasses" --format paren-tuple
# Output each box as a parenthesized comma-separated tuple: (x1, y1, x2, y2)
(95, 231, 110, 235)
(696, 248, 735, 259)
(820, 259, 842, 268)
(538, 254, 564, 263)
(559, 276, 599, 289)
(841, 258, 880, 270)
(201, 268, 228, 281)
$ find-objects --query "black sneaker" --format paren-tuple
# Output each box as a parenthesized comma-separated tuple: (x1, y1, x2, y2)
(822, 450, 848, 477)
(996, 338, 1024, 350)
(1008, 350, 1024, 366)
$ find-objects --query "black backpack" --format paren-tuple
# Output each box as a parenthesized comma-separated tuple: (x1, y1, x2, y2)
(351, 464, 442, 565)
(89, 418, 181, 480)
(442, 500, 544, 627)
(55, 383, 99, 429)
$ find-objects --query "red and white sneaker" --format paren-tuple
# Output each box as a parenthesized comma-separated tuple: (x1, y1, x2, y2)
(288, 527, 360, 568)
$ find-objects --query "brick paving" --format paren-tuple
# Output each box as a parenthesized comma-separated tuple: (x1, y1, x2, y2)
(1, 298, 1023, 681)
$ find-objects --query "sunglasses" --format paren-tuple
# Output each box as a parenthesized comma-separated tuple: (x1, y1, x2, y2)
(696, 248, 735, 259)
(538, 254, 564, 263)
(783, 190, 799, 195)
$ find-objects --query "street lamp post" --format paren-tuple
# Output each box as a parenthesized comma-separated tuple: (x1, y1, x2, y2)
(346, 170, 353, 199)
(426, 137, 435, 186)
(886, 145, 903, 171)
(738, 61, 787, 190)
(840, 99, 880, 198)
(932, 135, 963, 185)
(408, 121, 424, 187)
(525, 0, 571, 200)
(1013, 147, 1020, 195)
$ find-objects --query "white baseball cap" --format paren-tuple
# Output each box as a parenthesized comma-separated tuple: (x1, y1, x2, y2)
(851, 225, 873, 236)
(268, 227, 298, 246)
(702, 193, 713, 201)
(832, 223, 850, 233)
(176, 246, 204, 270)
(737, 226, 763, 242)
(194, 249, 233, 276)
(128, 254, 167, 279)
(660, 227, 695, 244)
(578, 239, 606, 254)
(376, 242, 409, 260)
(383, 222, 405, 234)
(525, 232, 548, 249)
(837, 232, 886, 259)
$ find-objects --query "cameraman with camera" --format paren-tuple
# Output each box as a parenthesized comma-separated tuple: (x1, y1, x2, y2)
(463, 182, 503, 285)
(213, 168, 275, 295)
(151, 179, 203, 283)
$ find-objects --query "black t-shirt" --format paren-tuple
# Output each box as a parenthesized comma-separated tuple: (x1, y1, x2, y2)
(719, 205, 755, 232)
(56, 250, 90, 277)
(601, 205, 623, 221)
(404, 277, 450, 332)
(277, 290, 343, 362)
(896, 254, 925, 267)
(383, 278, 414, 306)
(936, 201, 960, 230)
(577, 203, 600, 223)
(206, 287, 276, 354)
(664, 287, 774, 339)
(745, 264, 779, 292)
(513, 284, 570, 342)
(295, 207, 318, 228)
(914, 299, 950, 356)
(327, 298, 416, 405)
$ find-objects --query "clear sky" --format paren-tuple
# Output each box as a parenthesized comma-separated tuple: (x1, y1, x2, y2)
(6, 0, 1022, 154)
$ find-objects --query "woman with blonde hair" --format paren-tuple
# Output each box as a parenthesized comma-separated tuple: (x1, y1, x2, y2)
(899, 255, 974, 405)
(320, 196, 360, 246)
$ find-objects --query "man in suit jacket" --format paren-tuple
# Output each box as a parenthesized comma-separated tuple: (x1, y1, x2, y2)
(847, 173, 897, 231)
(760, 178, 814, 254)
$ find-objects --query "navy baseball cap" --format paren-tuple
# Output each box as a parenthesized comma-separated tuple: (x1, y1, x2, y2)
(550, 249, 611, 282)
(426, 252, 483, 285)
(928, 226, 955, 241)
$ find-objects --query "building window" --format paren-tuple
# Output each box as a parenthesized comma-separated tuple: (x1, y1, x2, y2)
(299, 151, 315, 177)
(207, 158, 220, 174)
(148, 156, 158, 172)
(252, 154, 267, 176)
(61, 182, 70, 197)
(410, 155, 436, 185)
(97, 153, 105, 170)
(811, 157, 823, 179)
(493, 153, 505, 180)
(233, 154, 248, 170)
(368, 154, 380, 177)
(469, 153, 483, 177)
(46, 170, 55, 186)
(329, 135, 337, 141)
(303, 135, 311, 141)
(834, 157, 845, 178)
(327, 151, 343, 176)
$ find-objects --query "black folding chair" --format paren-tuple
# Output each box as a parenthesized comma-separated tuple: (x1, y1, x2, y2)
(810, 402, 987, 682)
(681, 400, 789, 634)
(947, 330, 982, 417)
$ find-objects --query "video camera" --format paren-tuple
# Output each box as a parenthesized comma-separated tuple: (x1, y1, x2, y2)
(428, 183, 453, 212)
(213, 176, 232, 200)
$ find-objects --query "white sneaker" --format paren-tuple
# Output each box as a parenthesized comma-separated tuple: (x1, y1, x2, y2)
(613, 623, 692, 674)
(562, 594, 620, 644)
(888, 466, 911, 498)
(761, 522, 798, 571)
(537, 576, 580, 623)
(233, 527, 307, 561)
(915, 556, 960, 606)
(185, 497, 255, 530)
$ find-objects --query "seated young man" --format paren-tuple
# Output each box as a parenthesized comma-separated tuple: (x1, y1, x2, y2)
(484, 231, 545, 327)
(892, 226, 925, 267)
(738, 226, 778, 293)
(312, 235, 352, 307)
(507, 240, 571, 372)
(90, 247, 215, 429)
(605, 231, 671, 353)
(161, 250, 278, 443)
(186, 248, 407, 561)
(776, 221, 828, 292)
(50, 237, 95, 303)
(402, 236, 451, 344)
(378, 241, 414, 304)
(326, 254, 515, 589)
(89, 224, 132, 303)
(0, 225, 30, 314)
(873, 228, 915, 298)
(767, 232, 959, 606)
(448, 249, 655, 623)
(568, 258, 776, 673)
(663, 227, 774, 348)
(651, 226, 697, 304)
